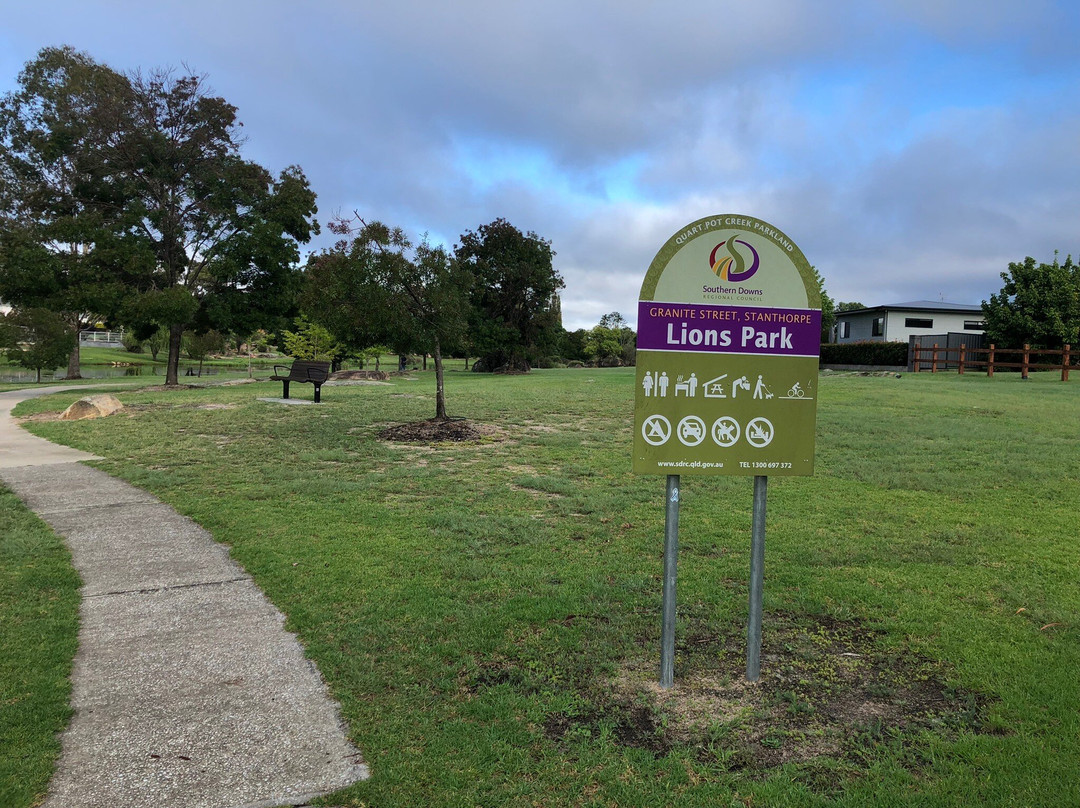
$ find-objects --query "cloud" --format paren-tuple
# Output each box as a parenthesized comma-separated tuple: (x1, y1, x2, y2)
(3, 1, 1080, 328)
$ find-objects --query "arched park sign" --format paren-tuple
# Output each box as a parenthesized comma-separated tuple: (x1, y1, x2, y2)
(634, 214, 821, 687)
(634, 214, 821, 475)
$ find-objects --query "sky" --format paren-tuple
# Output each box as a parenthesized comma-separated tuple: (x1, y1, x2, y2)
(3, 1, 1079, 330)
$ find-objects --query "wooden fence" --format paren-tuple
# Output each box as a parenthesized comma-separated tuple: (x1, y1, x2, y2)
(912, 343, 1074, 381)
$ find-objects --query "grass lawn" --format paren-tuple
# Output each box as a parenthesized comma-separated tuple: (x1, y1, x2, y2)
(0, 489, 80, 808)
(7, 368, 1080, 806)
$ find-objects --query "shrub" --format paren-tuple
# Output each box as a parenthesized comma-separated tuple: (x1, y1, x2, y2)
(820, 341, 908, 366)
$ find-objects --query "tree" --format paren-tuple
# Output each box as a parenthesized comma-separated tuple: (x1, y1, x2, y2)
(0, 46, 133, 378)
(182, 329, 226, 377)
(143, 325, 169, 361)
(280, 315, 340, 362)
(1, 48, 318, 387)
(111, 68, 318, 385)
(454, 218, 563, 371)
(304, 217, 471, 420)
(982, 254, 1080, 349)
(808, 267, 835, 344)
(0, 307, 77, 382)
(836, 301, 866, 313)
(583, 312, 636, 366)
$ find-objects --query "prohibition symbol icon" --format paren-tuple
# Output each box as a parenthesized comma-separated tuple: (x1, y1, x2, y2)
(677, 415, 707, 446)
(711, 416, 740, 447)
(746, 417, 775, 448)
(642, 414, 671, 446)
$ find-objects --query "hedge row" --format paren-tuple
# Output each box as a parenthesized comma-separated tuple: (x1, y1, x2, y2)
(819, 341, 908, 366)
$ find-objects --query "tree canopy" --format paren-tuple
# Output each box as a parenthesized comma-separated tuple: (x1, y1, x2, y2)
(982, 254, 1080, 349)
(0, 46, 319, 385)
(0, 46, 132, 377)
(304, 216, 471, 419)
(0, 307, 77, 382)
(454, 218, 563, 371)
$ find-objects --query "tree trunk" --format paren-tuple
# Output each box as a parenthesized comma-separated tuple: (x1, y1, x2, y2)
(434, 340, 447, 420)
(423, 354, 428, 371)
(65, 326, 82, 379)
(166, 323, 183, 386)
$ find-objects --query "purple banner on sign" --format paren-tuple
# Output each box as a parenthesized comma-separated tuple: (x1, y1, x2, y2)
(637, 301, 821, 357)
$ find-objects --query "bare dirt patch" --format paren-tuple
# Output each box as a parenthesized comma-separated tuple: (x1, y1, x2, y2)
(469, 612, 997, 790)
(378, 418, 506, 444)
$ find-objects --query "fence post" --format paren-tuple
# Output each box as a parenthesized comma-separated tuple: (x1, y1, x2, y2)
(987, 344, 995, 378)
(931, 344, 939, 374)
(1063, 344, 1071, 382)
(958, 343, 966, 375)
(913, 344, 921, 373)
(1022, 344, 1030, 380)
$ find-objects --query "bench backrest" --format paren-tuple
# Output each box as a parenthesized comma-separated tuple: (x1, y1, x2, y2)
(287, 360, 331, 383)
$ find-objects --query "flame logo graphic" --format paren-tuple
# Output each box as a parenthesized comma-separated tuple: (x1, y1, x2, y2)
(709, 235, 760, 283)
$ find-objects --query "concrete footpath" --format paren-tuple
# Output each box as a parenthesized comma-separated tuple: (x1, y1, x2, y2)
(0, 386, 368, 808)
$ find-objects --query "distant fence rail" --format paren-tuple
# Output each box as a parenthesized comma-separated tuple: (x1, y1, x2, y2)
(79, 329, 125, 344)
(912, 343, 1075, 381)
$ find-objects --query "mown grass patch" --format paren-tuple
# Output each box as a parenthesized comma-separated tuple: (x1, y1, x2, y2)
(10, 368, 1080, 806)
(0, 487, 81, 808)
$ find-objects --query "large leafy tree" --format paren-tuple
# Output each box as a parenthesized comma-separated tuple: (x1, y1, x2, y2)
(112, 68, 318, 385)
(454, 218, 563, 372)
(0, 46, 133, 378)
(982, 255, 1080, 349)
(304, 216, 471, 420)
(1, 47, 318, 386)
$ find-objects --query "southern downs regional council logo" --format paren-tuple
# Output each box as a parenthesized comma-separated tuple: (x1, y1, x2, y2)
(709, 234, 759, 284)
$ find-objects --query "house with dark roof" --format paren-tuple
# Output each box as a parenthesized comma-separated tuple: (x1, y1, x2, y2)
(833, 301, 986, 343)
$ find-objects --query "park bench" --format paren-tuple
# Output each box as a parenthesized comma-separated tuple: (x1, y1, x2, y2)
(269, 360, 331, 403)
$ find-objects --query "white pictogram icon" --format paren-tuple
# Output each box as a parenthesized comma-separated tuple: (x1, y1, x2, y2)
(674, 372, 699, 397)
(703, 374, 728, 397)
(780, 381, 813, 400)
(642, 414, 672, 446)
(746, 417, 774, 448)
(711, 416, 740, 447)
(732, 375, 751, 398)
(677, 415, 707, 446)
(753, 375, 773, 399)
(657, 372, 670, 397)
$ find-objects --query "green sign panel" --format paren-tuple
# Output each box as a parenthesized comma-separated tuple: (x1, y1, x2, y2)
(633, 215, 821, 476)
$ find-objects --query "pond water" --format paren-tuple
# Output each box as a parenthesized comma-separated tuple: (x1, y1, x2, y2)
(0, 364, 248, 384)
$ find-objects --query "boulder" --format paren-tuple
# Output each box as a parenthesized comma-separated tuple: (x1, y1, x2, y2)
(60, 394, 125, 420)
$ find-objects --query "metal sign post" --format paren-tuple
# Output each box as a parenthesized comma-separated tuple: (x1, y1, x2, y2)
(633, 214, 821, 688)
(746, 475, 767, 681)
(660, 475, 680, 688)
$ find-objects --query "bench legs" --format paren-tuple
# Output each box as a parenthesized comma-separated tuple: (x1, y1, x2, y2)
(281, 380, 290, 399)
(313, 384, 321, 404)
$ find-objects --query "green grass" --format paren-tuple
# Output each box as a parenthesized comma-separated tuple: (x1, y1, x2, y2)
(8, 368, 1080, 806)
(0, 489, 81, 808)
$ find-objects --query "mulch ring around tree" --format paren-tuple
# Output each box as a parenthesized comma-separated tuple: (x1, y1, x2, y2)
(378, 418, 504, 443)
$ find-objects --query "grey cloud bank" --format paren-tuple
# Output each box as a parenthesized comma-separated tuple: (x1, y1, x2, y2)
(2, 1, 1078, 329)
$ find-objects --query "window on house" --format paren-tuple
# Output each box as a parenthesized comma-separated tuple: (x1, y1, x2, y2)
(839, 321, 850, 339)
(872, 317, 884, 337)
(905, 317, 933, 328)
(964, 320, 986, 330)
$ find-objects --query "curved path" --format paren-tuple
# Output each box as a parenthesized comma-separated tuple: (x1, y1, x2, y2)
(0, 386, 368, 808)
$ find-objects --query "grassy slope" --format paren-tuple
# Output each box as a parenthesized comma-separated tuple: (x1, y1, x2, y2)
(10, 369, 1080, 806)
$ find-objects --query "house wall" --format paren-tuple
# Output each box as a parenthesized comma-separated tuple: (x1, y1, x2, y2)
(835, 309, 985, 343)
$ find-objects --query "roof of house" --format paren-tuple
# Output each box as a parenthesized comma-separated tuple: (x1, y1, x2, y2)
(839, 301, 983, 316)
